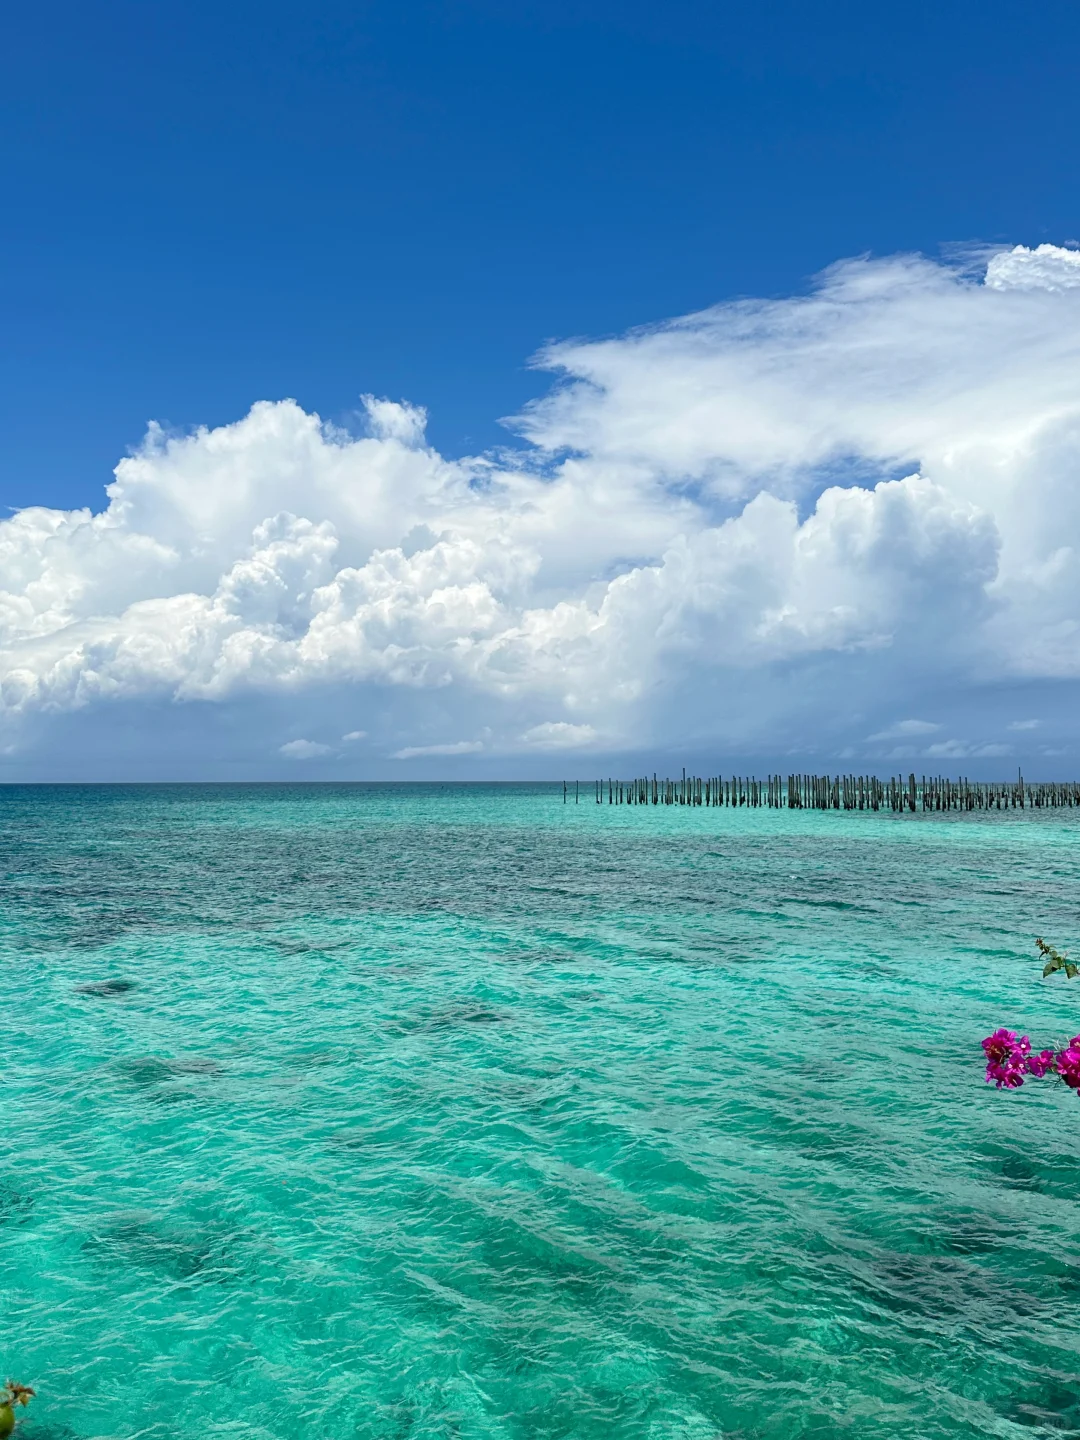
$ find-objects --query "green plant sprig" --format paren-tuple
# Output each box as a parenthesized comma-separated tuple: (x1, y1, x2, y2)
(1036, 937, 1078, 981)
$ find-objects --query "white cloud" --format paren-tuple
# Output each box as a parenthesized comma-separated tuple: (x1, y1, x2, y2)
(360, 395, 429, 444)
(391, 740, 484, 759)
(924, 739, 1013, 759)
(342, 729, 367, 741)
(984, 244, 1080, 293)
(923, 739, 970, 759)
(279, 739, 332, 760)
(867, 719, 941, 741)
(1007, 719, 1040, 731)
(520, 721, 598, 749)
(5, 245, 1080, 770)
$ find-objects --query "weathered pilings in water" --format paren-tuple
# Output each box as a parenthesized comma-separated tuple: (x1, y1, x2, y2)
(574, 774, 1080, 811)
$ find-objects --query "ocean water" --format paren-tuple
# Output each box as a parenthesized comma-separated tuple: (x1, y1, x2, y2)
(2, 783, 1079, 1440)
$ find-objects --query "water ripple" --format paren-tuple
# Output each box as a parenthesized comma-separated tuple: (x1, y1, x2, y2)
(2, 784, 1079, 1438)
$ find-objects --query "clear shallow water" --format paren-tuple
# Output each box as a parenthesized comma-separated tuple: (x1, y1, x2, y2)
(2, 783, 1079, 1440)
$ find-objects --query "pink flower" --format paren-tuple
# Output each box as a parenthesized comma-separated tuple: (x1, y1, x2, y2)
(982, 1029, 1028, 1064)
(982, 1029, 1032, 1089)
(1055, 1039, 1080, 1091)
(981, 1030, 1080, 1096)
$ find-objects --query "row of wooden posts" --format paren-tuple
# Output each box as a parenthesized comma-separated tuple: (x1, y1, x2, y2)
(560, 773, 1080, 811)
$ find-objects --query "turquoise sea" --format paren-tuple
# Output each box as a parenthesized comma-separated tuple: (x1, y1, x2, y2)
(2, 783, 1079, 1440)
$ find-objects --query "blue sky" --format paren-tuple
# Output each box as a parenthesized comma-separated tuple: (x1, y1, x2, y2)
(4, 0, 1079, 511)
(2, 0, 1080, 778)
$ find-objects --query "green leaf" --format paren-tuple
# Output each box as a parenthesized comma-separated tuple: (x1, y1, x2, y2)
(1044, 960, 1059, 976)
(1066, 963, 1078, 979)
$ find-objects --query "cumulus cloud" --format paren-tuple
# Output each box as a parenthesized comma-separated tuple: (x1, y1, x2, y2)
(342, 729, 367, 741)
(925, 740, 1012, 759)
(280, 739, 332, 760)
(520, 721, 598, 749)
(392, 741, 484, 759)
(984, 244, 1080, 292)
(4, 245, 1080, 770)
(867, 719, 941, 741)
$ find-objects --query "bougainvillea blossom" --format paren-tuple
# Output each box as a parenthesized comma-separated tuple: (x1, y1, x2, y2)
(982, 1029, 1032, 1089)
(980, 1030, 1080, 1095)
(1026, 1049, 1056, 1078)
(1056, 1039, 1080, 1090)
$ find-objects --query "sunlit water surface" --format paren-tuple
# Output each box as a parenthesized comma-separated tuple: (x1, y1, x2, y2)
(2, 784, 1079, 1440)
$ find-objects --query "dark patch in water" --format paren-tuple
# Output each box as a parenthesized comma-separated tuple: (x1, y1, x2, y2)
(385, 1004, 507, 1036)
(425, 1004, 506, 1031)
(838, 1242, 1043, 1325)
(287, 1048, 349, 1070)
(998, 1156, 1043, 1191)
(940, 1218, 1008, 1257)
(0, 1180, 34, 1225)
(330, 1123, 409, 1152)
(790, 897, 869, 912)
(170, 1056, 222, 1075)
(115, 1054, 223, 1096)
(81, 1210, 241, 1284)
(74, 978, 137, 997)
(793, 1058, 846, 1086)
(1001, 1381, 1080, 1431)
(267, 938, 353, 956)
